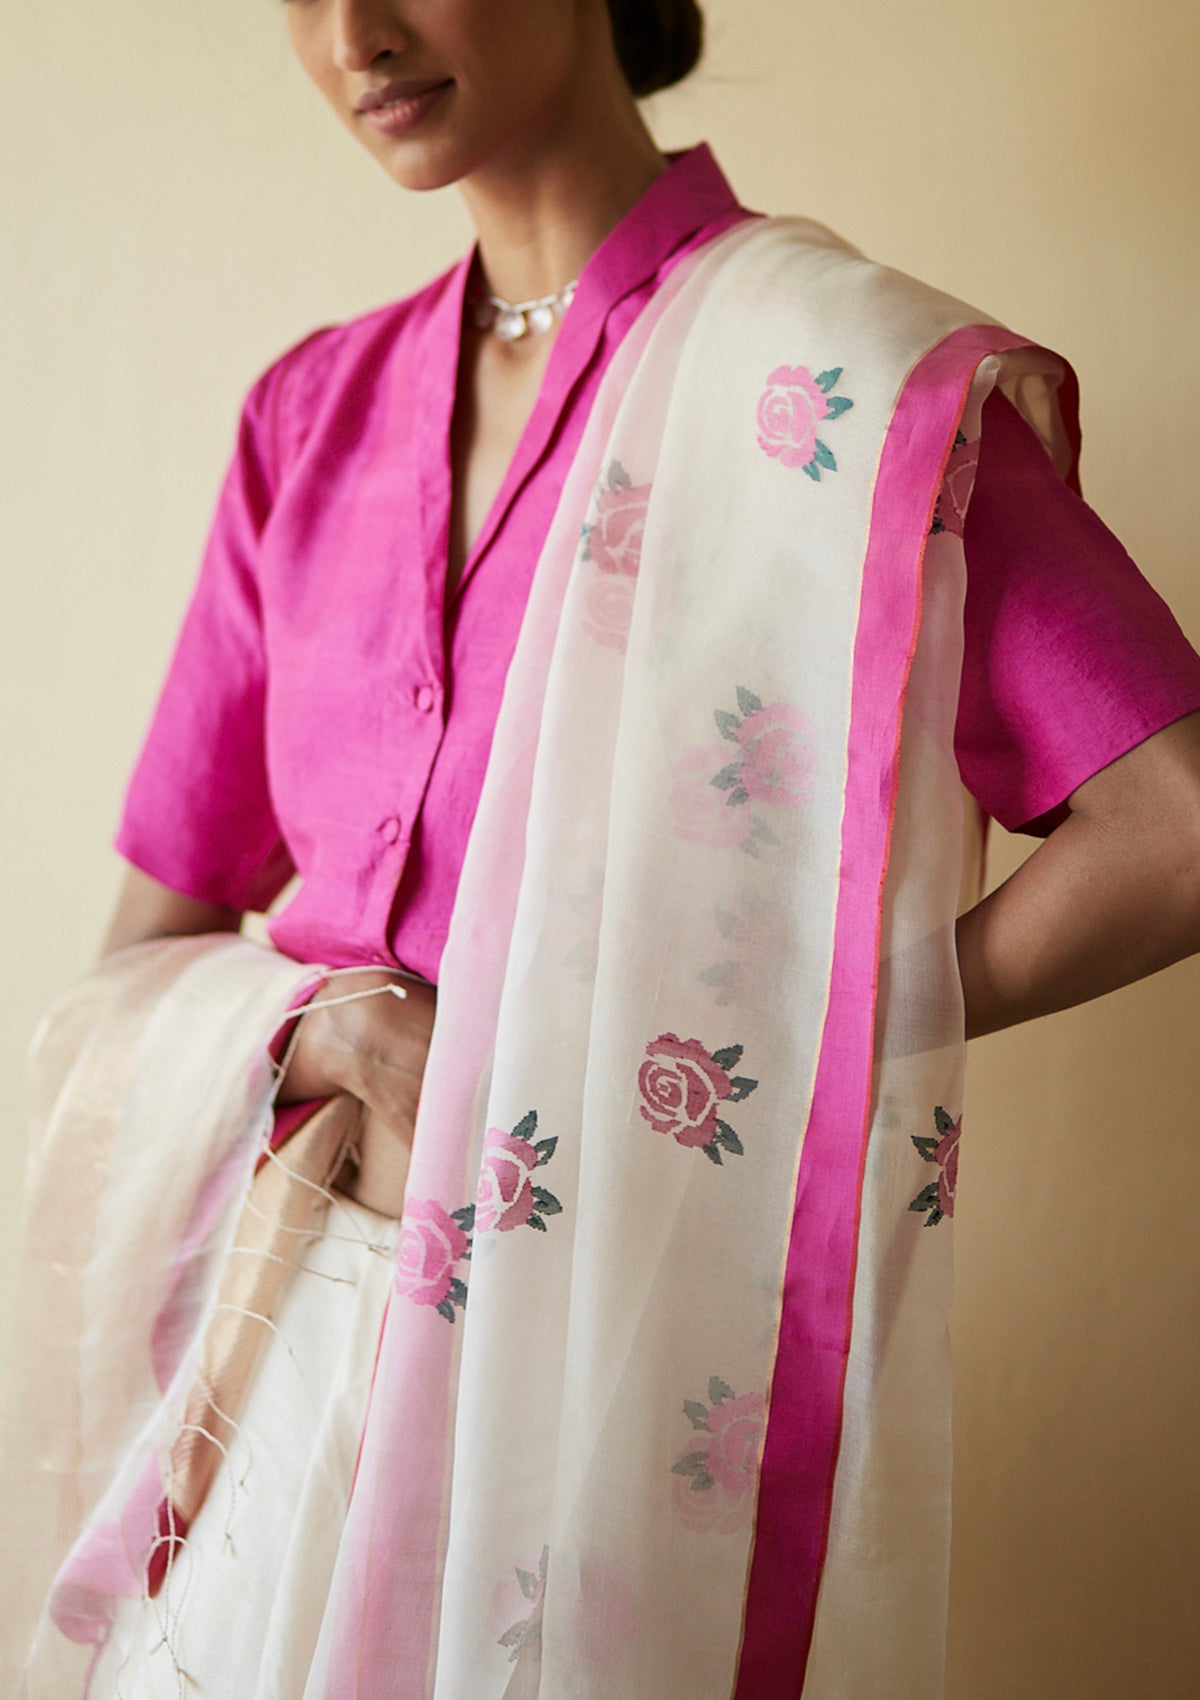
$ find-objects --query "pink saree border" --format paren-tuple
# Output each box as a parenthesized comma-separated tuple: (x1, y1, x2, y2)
(733, 325, 1081, 1699)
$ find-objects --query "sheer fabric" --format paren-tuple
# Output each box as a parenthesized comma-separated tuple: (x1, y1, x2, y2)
(3, 219, 1078, 1698)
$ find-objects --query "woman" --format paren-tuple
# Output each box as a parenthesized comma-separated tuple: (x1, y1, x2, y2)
(5, 2, 1200, 1696)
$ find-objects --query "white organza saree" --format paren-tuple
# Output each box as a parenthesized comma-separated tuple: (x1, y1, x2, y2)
(1, 218, 1078, 1699)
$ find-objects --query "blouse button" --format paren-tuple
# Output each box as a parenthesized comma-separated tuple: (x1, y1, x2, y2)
(379, 815, 403, 845)
(413, 683, 437, 714)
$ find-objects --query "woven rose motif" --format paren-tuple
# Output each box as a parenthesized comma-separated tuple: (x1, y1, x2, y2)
(398, 1113, 560, 1323)
(930, 430, 980, 538)
(637, 1033, 758, 1166)
(579, 460, 651, 653)
(474, 1113, 562, 1234)
(756, 363, 854, 478)
(580, 460, 651, 575)
(712, 685, 818, 809)
(396, 1198, 472, 1320)
(669, 685, 816, 856)
(671, 1376, 766, 1534)
(908, 1106, 961, 1226)
(496, 1545, 548, 1665)
(581, 571, 637, 653)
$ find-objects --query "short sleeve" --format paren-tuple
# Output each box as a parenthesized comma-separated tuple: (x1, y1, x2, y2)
(954, 389, 1200, 835)
(114, 340, 326, 911)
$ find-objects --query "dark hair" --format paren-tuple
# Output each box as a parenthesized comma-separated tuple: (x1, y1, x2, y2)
(606, 0, 705, 98)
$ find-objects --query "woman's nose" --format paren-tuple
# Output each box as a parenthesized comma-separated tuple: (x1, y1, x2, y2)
(330, 0, 410, 74)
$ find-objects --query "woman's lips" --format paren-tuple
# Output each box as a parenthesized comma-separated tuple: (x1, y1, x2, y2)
(355, 79, 453, 137)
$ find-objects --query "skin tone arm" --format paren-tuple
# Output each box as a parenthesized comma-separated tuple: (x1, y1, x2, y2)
(956, 708, 1200, 1039)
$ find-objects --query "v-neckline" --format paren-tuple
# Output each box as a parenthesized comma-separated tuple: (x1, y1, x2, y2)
(425, 247, 603, 623)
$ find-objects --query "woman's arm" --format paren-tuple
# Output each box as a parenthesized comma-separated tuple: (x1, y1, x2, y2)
(957, 710, 1200, 1039)
(100, 865, 244, 959)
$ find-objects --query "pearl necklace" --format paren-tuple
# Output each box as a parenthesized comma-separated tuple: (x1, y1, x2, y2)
(472, 277, 579, 342)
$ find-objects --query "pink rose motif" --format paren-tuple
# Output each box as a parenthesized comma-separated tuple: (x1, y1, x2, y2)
(396, 1199, 469, 1308)
(756, 365, 830, 469)
(704, 1391, 766, 1494)
(669, 742, 755, 850)
(638, 1033, 732, 1149)
(582, 570, 636, 653)
(476, 1123, 539, 1232)
(670, 1444, 753, 1535)
(585, 481, 652, 576)
(735, 701, 817, 807)
(934, 1115, 961, 1218)
(934, 438, 980, 538)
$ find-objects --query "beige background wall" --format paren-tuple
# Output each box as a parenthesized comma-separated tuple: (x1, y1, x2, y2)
(3, 2, 1197, 1694)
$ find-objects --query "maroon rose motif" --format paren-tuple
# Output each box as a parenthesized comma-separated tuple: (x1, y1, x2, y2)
(585, 481, 652, 576)
(704, 1391, 766, 1494)
(756, 365, 830, 469)
(934, 1115, 961, 1218)
(582, 571, 636, 653)
(476, 1123, 539, 1232)
(396, 1199, 469, 1308)
(638, 1033, 732, 1149)
(934, 438, 980, 538)
(735, 701, 817, 807)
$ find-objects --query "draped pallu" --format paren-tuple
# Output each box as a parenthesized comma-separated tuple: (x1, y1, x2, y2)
(2, 219, 1078, 1699)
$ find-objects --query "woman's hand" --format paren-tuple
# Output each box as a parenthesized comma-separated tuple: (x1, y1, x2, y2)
(277, 968, 438, 1214)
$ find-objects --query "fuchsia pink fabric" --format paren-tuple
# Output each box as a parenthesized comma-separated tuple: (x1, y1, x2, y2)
(115, 144, 1200, 977)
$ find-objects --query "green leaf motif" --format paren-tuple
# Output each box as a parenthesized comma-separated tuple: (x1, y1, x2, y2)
(713, 1121, 744, 1156)
(683, 1399, 711, 1431)
(750, 817, 780, 847)
(690, 1470, 715, 1492)
(908, 1182, 941, 1216)
(531, 1187, 562, 1215)
(736, 685, 765, 716)
(711, 1043, 744, 1071)
(802, 461, 822, 483)
(436, 1299, 456, 1323)
(609, 459, 633, 491)
(703, 1142, 724, 1165)
(512, 1110, 539, 1142)
(933, 1105, 956, 1136)
(698, 962, 738, 1001)
(447, 1278, 468, 1306)
(727, 1075, 758, 1103)
(815, 367, 843, 393)
(528, 1214, 547, 1232)
(713, 906, 743, 941)
(672, 1449, 710, 1477)
(709, 1375, 736, 1405)
(813, 439, 837, 472)
(450, 1204, 476, 1233)
(710, 761, 743, 792)
(911, 1134, 940, 1162)
(516, 1567, 540, 1600)
(498, 1623, 525, 1649)
(714, 708, 742, 742)
(825, 395, 854, 419)
(727, 786, 750, 807)
(534, 1136, 557, 1166)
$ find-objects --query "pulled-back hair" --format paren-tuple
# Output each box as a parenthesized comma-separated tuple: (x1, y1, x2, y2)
(606, 0, 705, 98)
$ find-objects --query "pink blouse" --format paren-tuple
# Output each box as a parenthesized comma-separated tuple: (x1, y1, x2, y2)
(115, 145, 1200, 981)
